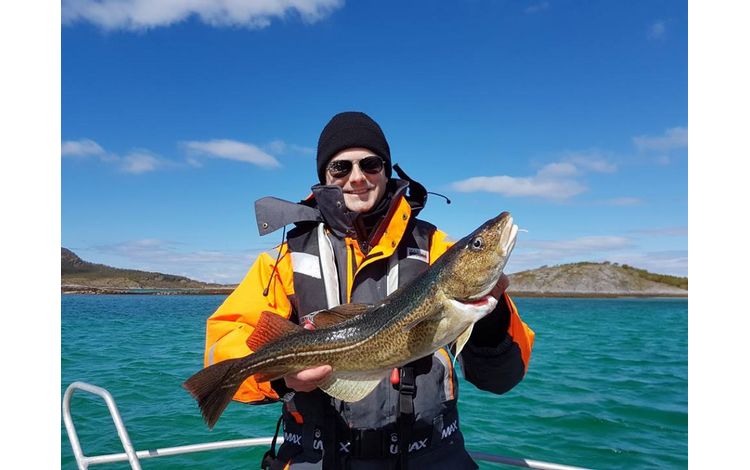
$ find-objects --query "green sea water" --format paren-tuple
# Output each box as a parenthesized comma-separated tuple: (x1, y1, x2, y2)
(61, 295, 687, 469)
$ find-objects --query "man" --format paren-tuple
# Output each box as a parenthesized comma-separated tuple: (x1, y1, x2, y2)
(203, 112, 535, 469)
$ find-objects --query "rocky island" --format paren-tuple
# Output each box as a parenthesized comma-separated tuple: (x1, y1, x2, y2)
(61, 248, 687, 297)
(61, 248, 236, 295)
(507, 261, 686, 297)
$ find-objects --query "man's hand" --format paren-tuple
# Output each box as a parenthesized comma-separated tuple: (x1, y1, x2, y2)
(283, 365, 333, 392)
(489, 273, 510, 300)
(470, 273, 511, 348)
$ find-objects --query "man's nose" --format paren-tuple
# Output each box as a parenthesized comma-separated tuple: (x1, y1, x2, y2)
(348, 163, 366, 182)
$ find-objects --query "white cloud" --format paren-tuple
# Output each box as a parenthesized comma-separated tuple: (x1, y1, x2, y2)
(630, 226, 688, 237)
(523, 236, 634, 253)
(266, 140, 315, 156)
(537, 162, 578, 178)
(183, 139, 281, 168)
(606, 250, 687, 277)
(564, 153, 617, 173)
(63, 138, 282, 173)
(633, 127, 688, 152)
(62, 139, 169, 173)
(186, 157, 203, 168)
(90, 239, 263, 283)
(525, 2, 550, 14)
(507, 234, 636, 274)
(451, 153, 616, 201)
(62, 0, 344, 31)
(509, 249, 687, 277)
(120, 151, 163, 174)
(648, 20, 666, 40)
(505, 231, 686, 277)
(452, 174, 586, 200)
(62, 138, 106, 157)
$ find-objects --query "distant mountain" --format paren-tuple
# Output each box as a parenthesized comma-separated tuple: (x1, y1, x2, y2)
(507, 261, 687, 297)
(61, 248, 234, 294)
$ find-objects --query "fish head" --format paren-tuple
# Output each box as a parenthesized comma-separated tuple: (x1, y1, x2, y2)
(438, 211, 518, 303)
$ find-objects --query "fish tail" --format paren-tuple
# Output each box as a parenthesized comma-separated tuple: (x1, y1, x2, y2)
(182, 357, 248, 429)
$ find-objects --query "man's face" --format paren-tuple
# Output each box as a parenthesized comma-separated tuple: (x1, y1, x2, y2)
(325, 148, 388, 213)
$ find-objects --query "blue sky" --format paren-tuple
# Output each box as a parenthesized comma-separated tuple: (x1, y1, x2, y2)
(61, 0, 688, 283)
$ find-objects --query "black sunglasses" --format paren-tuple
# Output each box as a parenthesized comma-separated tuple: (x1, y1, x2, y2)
(326, 156, 385, 178)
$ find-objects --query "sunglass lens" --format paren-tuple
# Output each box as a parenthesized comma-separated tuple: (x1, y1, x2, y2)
(327, 156, 383, 178)
(359, 156, 384, 174)
(327, 160, 353, 178)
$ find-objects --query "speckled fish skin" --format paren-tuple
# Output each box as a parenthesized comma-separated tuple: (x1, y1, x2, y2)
(184, 211, 518, 429)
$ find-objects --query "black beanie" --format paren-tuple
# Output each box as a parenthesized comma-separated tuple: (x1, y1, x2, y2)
(316, 111, 392, 183)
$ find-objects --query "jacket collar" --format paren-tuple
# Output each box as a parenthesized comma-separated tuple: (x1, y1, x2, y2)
(254, 179, 411, 239)
(312, 179, 409, 239)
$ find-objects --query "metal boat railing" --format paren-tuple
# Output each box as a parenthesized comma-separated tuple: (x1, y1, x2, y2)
(62, 381, 591, 470)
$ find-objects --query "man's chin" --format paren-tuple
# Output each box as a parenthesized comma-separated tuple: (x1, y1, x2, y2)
(343, 195, 375, 213)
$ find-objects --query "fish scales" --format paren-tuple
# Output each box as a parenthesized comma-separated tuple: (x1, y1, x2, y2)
(250, 272, 445, 371)
(183, 211, 519, 429)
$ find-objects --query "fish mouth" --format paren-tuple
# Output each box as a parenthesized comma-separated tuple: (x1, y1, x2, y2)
(458, 294, 496, 307)
(449, 294, 500, 321)
(464, 214, 519, 302)
(504, 222, 518, 258)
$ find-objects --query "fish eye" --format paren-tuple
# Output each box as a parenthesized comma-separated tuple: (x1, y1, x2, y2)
(469, 236, 484, 251)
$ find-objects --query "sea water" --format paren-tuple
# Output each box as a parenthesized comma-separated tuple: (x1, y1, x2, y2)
(61, 295, 687, 469)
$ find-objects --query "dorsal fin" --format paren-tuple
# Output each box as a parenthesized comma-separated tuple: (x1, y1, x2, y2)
(246, 311, 303, 351)
(306, 303, 373, 329)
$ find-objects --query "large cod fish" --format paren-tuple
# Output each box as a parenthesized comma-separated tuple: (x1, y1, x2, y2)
(184, 211, 518, 429)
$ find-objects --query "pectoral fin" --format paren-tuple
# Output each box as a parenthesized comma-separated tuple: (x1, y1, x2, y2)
(247, 311, 303, 352)
(318, 371, 386, 402)
(402, 309, 448, 333)
(452, 325, 474, 366)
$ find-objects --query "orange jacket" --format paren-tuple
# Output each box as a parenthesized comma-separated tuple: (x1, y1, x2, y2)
(203, 194, 534, 403)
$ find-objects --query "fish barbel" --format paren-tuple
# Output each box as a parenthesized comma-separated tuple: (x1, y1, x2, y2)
(183, 211, 519, 429)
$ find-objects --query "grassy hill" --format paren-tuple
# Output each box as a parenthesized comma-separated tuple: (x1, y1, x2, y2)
(61, 248, 234, 294)
(507, 261, 687, 297)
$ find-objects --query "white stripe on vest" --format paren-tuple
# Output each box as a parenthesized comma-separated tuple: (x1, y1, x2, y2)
(291, 252, 321, 279)
(317, 223, 340, 308)
(387, 251, 399, 295)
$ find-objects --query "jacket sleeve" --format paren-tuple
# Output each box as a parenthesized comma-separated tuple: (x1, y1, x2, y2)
(429, 228, 535, 395)
(203, 243, 295, 404)
(459, 294, 534, 394)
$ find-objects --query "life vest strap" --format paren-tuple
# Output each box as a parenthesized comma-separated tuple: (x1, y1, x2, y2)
(260, 414, 284, 470)
(397, 366, 416, 469)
